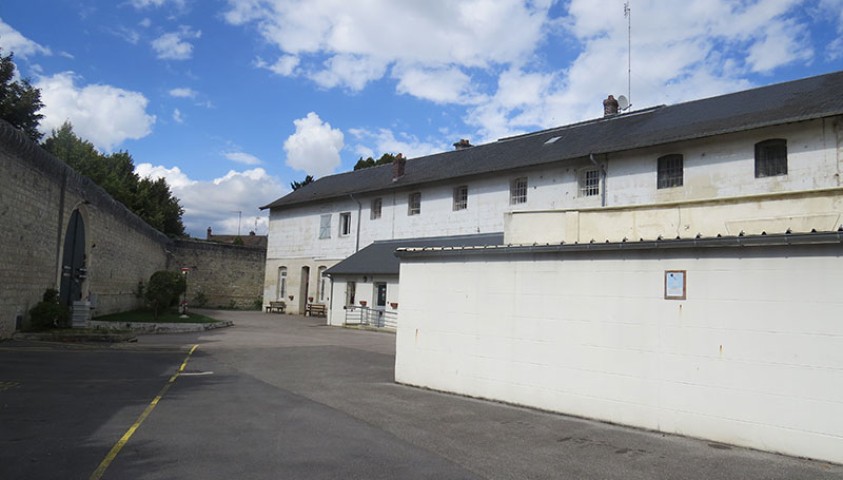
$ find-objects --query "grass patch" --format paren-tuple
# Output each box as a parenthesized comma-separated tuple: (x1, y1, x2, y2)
(95, 309, 219, 324)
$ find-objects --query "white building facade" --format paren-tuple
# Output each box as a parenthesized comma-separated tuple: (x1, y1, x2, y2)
(261, 71, 843, 319)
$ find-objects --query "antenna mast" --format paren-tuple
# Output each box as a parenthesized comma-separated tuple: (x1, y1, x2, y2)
(624, 1, 631, 109)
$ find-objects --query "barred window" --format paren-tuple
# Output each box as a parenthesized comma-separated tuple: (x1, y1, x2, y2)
(755, 139, 787, 178)
(408, 192, 421, 216)
(370, 198, 382, 220)
(510, 177, 527, 205)
(318, 214, 331, 239)
(657, 154, 684, 189)
(277, 267, 287, 299)
(579, 169, 600, 197)
(453, 185, 468, 211)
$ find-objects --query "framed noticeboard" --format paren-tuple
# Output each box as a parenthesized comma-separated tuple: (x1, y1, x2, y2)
(664, 270, 686, 300)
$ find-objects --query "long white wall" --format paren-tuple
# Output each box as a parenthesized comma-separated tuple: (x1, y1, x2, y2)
(395, 244, 843, 464)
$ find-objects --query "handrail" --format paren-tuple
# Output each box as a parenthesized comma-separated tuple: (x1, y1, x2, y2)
(344, 305, 398, 330)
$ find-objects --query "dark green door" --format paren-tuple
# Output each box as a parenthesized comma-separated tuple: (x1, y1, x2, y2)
(59, 210, 86, 306)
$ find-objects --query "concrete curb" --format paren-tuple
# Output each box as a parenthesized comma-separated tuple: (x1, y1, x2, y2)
(88, 320, 234, 334)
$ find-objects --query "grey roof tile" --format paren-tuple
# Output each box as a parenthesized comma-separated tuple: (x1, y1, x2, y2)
(324, 233, 504, 276)
(263, 70, 843, 210)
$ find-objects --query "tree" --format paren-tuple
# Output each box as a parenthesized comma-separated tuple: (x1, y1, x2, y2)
(290, 175, 314, 191)
(145, 271, 186, 320)
(353, 152, 397, 171)
(43, 122, 186, 237)
(0, 49, 44, 142)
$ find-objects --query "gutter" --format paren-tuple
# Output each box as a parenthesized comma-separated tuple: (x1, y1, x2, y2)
(589, 153, 607, 207)
(349, 193, 362, 253)
(395, 230, 843, 259)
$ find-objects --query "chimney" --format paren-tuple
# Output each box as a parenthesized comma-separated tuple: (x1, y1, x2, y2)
(392, 153, 406, 181)
(453, 139, 472, 150)
(206, 226, 212, 239)
(603, 95, 619, 117)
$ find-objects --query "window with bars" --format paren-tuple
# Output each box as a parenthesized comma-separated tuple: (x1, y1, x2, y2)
(453, 185, 468, 211)
(755, 139, 787, 178)
(510, 177, 527, 205)
(657, 154, 684, 189)
(339, 212, 351, 236)
(408, 192, 421, 215)
(370, 198, 382, 220)
(318, 214, 331, 239)
(579, 169, 600, 197)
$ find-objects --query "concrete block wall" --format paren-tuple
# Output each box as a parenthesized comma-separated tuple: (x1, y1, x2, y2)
(395, 244, 843, 464)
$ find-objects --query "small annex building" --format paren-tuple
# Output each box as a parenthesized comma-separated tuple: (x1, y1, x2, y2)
(322, 233, 502, 328)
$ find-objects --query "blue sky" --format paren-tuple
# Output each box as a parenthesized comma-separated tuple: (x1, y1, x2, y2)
(1, 0, 842, 237)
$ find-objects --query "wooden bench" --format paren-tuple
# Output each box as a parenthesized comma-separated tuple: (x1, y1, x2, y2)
(305, 303, 327, 317)
(265, 301, 286, 313)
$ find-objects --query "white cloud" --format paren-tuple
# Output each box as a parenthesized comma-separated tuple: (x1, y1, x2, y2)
(36, 72, 156, 151)
(255, 55, 300, 76)
(224, 151, 262, 165)
(136, 163, 280, 237)
(283, 112, 344, 177)
(223, 0, 552, 93)
(152, 26, 201, 60)
(172, 108, 184, 123)
(0, 18, 51, 57)
(393, 65, 476, 104)
(130, 0, 187, 10)
(169, 87, 197, 98)
(348, 128, 444, 160)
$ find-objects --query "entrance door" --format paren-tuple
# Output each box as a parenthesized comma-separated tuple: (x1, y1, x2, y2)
(299, 266, 310, 313)
(59, 209, 86, 306)
(373, 282, 387, 327)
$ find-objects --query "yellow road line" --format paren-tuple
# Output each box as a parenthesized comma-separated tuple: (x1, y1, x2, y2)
(89, 344, 199, 480)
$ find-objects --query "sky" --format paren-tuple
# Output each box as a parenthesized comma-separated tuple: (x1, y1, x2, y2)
(1, 0, 842, 238)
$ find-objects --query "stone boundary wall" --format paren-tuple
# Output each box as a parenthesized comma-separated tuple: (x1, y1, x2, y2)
(0, 120, 268, 338)
(0, 120, 173, 338)
(172, 239, 266, 310)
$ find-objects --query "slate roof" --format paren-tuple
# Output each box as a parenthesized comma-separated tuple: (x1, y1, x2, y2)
(324, 232, 504, 276)
(263, 70, 843, 211)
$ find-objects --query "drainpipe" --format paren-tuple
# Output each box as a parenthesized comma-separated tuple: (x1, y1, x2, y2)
(349, 193, 362, 252)
(589, 153, 607, 207)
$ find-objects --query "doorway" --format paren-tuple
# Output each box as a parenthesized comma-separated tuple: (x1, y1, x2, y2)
(59, 209, 86, 307)
(299, 266, 310, 313)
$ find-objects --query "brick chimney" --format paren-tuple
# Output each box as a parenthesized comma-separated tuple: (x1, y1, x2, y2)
(603, 95, 619, 117)
(453, 139, 472, 150)
(392, 153, 406, 181)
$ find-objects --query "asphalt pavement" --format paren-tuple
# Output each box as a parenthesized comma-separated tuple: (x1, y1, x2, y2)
(1, 310, 840, 479)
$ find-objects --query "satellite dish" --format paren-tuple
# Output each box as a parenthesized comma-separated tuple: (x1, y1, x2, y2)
(617, 95, 630, 111)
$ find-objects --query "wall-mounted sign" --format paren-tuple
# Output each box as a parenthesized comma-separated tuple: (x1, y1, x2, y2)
(664, 270, 686, 300)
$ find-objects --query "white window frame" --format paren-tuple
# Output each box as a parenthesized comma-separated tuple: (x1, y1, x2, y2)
(408, 192, 421, 216)
(370, 198, 382, 220)
(510, 177, 527, 205)
(339, 212, 352, 236)
(578, 168, 600, 197)
(277, 266, 287, 300)
(453, 185, 468, 211)
(657, 154, 684, 189)
(317, 266, 327, 302)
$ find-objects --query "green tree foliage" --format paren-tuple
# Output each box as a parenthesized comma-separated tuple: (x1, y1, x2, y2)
(353, 152, 397, 171)
(290, 174, 314, 191)
(43, 123, 186, 237)
(27, 289, 69, 331)
(145, 271, 186, 320)
(0, 49, 44, 142)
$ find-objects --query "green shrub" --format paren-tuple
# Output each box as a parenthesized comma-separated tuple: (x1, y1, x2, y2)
(192, 291, 208, 308)
(145, 271, 186, 320)
(251, 298, 263, 310)
(28, 288, 69, 331)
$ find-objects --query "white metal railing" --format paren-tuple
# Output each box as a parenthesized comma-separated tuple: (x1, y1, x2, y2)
(343, 305, 397, 330)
